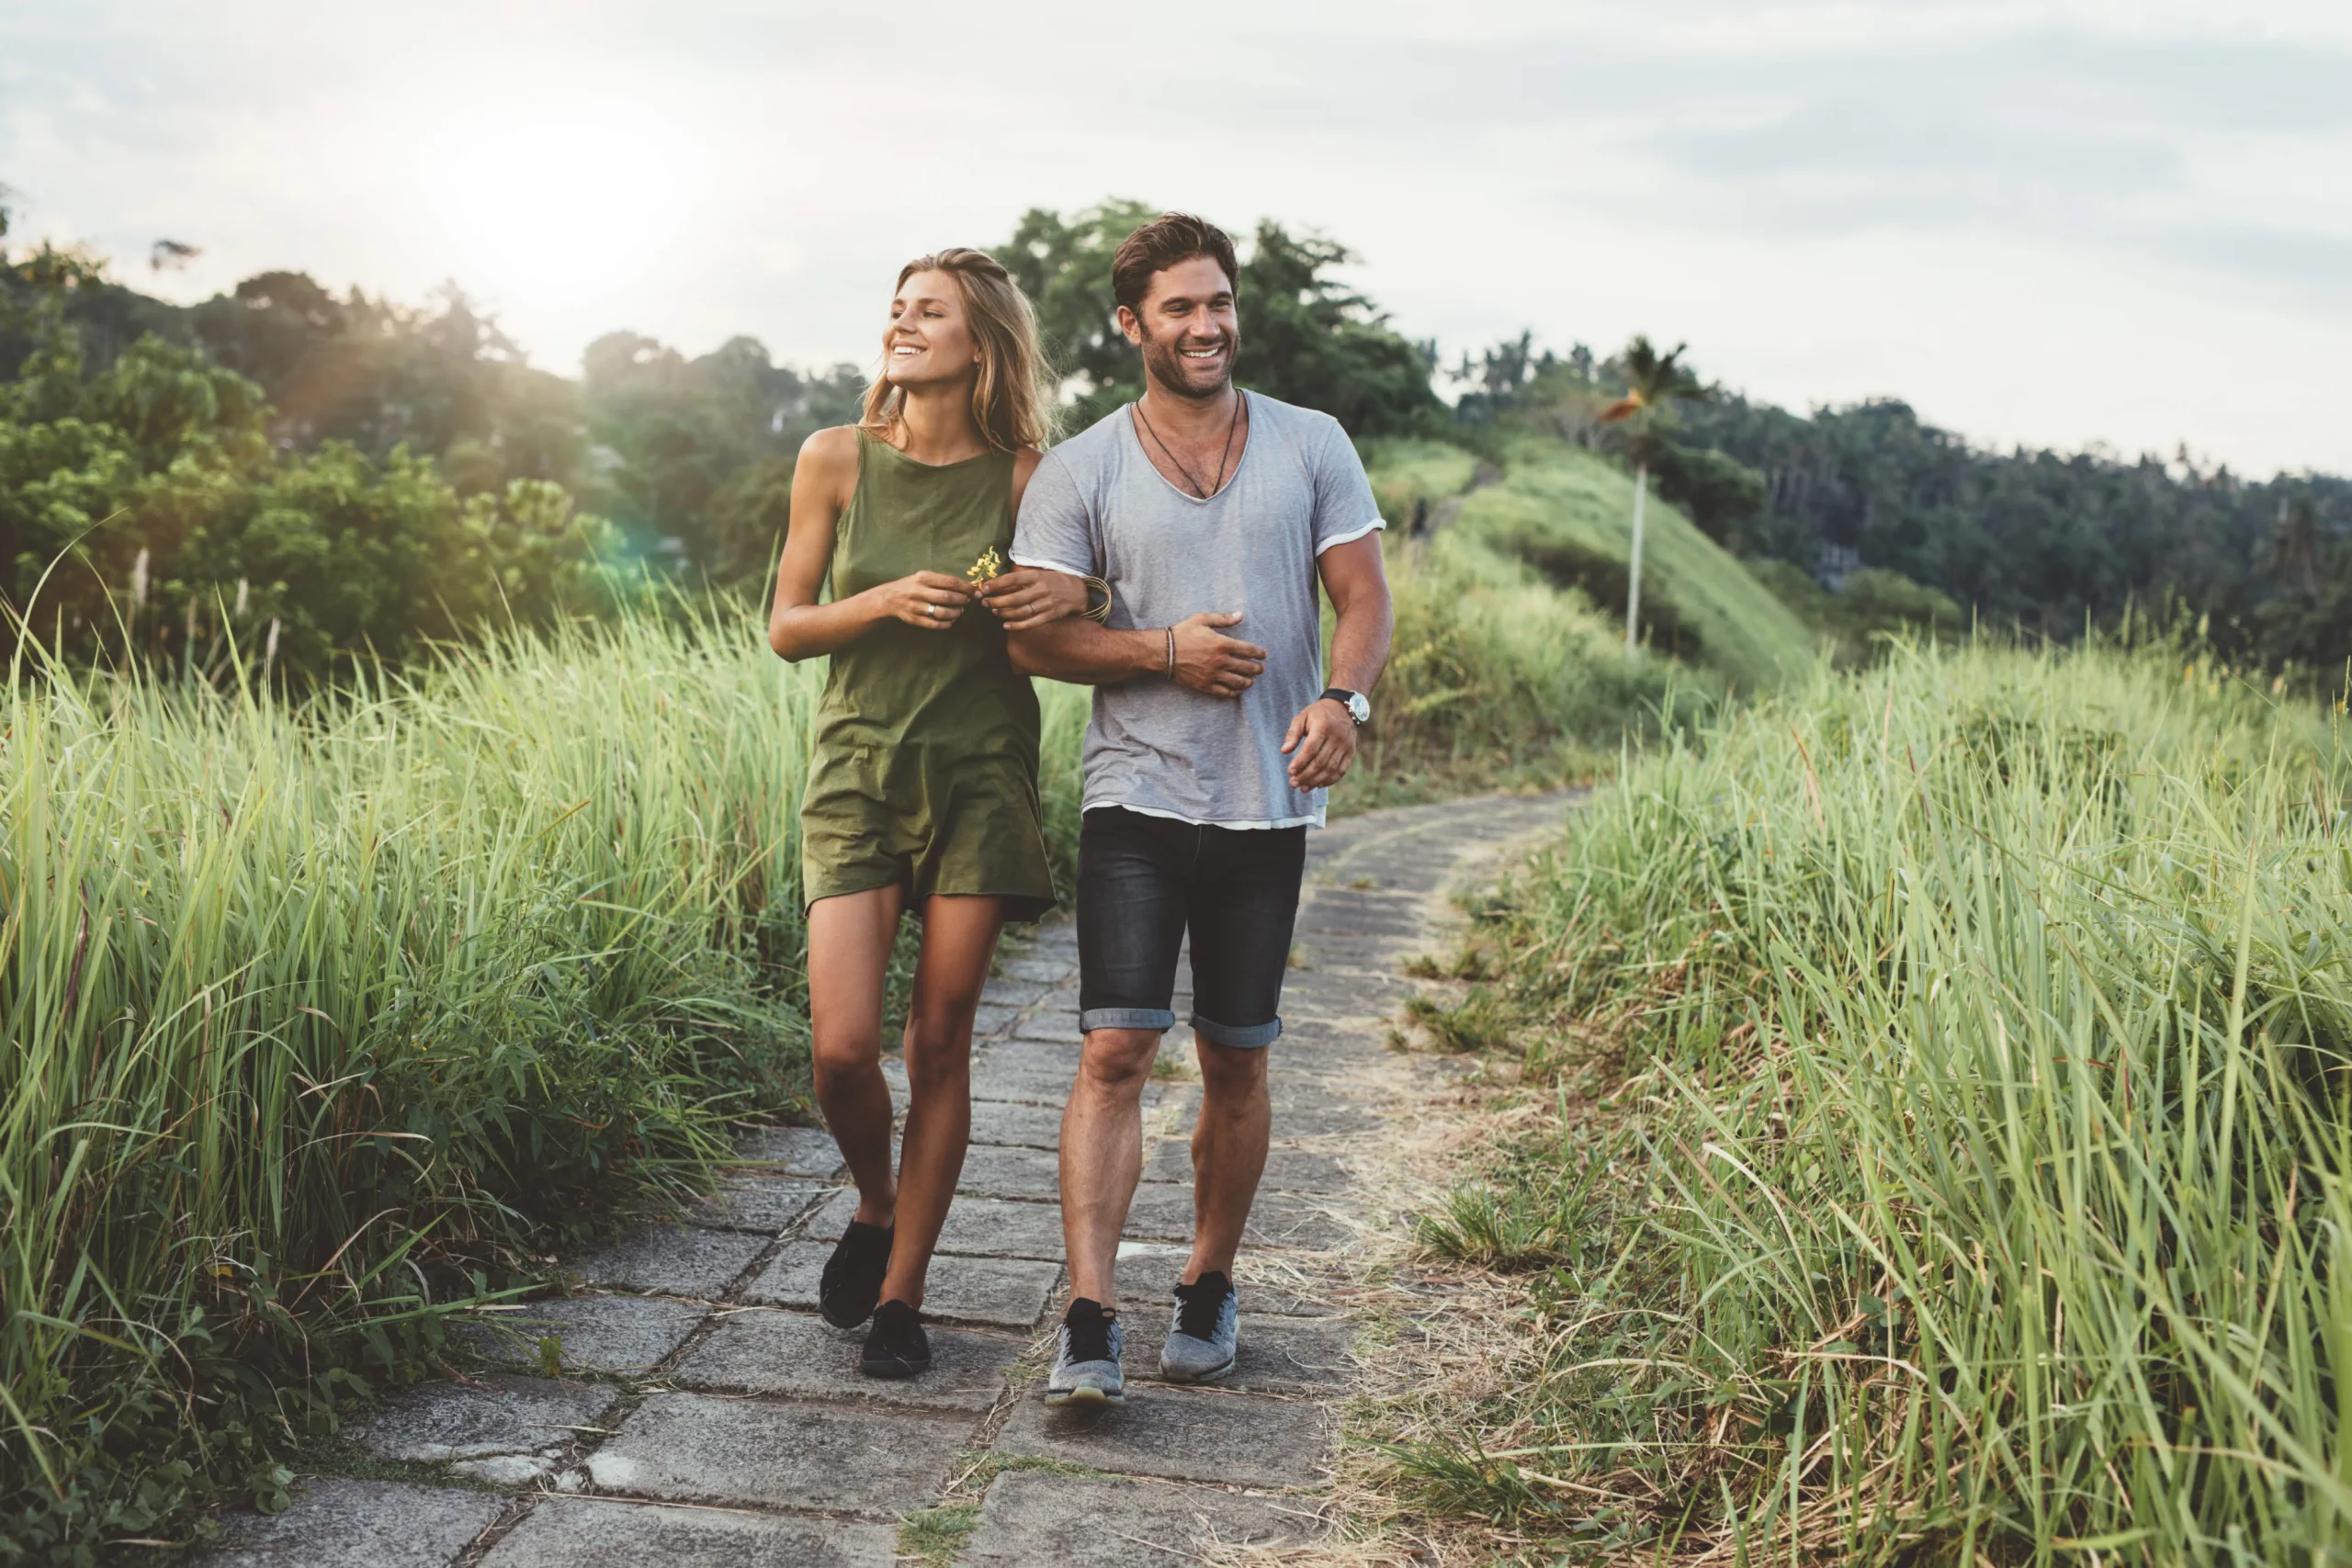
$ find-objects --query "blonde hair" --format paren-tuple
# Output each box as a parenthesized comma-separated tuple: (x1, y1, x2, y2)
(860, 248, 1054, 451)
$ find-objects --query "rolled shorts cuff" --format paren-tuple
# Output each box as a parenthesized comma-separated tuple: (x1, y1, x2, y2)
(1191, 1011, 1283, 1049)
(1080, 1006, 1176, 1034)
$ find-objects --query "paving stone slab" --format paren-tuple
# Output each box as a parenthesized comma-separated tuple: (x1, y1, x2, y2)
(1123, 1249, 1348, 1318)
(969, 1099, 1063, 1149)
(204, 1477, 503, 1567)
(673, 1308, 1023, 1410)
(1123, 1181, 1354, 1251)
(685, 1174, 828, 1233)
(733, 1124, 841, 1176)
(571, 1224, 767, 1299)
(1125, 1311, 1361, 1394)
(454, 1294, 706, 1376)
(961, 1472, 1323, 1567)
(999, 956, 1076, 985)
(1023, 923, 1079, 953)
(1289, 936, 1419, 975)
(803, 1187, 1068, 1260)
(979, 976, 1056, 1009)
(968, 1042, 1083, 1105)
(357, 1374, 619, 1462)
(1010, 1010, 1082, 1043)
(958, 1143, 1060, 1199)
(745, 1238, 1061, 1327)
(584, 1393, 970, 1515)
(995, 1385, 1332, 1488)
(1144, 1141, 1354, 1193)
(969, 1002, 1023, 1039)
(480, 1498, 895, 1567)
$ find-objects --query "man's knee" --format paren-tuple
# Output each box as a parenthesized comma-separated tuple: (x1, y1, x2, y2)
(1078, 1028, 1162, 1094)
(1195, 1037, 1270, 1096)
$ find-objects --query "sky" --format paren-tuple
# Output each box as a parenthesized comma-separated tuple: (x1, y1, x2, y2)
(5, 0, 2349, 476)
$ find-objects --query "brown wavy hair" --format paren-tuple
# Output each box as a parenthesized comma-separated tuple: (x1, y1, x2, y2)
(860, 248, 1053, 451)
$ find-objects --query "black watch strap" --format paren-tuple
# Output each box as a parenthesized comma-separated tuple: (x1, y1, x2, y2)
(1318, 687, 1368, 726)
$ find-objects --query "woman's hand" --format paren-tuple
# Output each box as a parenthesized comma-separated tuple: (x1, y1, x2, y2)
(873, 570, 977, 630)
(977, 567, 1089, 631)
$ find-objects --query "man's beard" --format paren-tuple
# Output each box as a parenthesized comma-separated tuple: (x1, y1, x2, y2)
(1140, 326, 1234, 400)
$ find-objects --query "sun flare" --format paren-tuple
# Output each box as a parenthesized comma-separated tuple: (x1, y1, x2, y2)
(422, 106, 698, 310)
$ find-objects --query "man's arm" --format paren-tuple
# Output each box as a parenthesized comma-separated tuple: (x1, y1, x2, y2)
(1280, 534, 1394, 789)
(1010, 609, 1269, 694)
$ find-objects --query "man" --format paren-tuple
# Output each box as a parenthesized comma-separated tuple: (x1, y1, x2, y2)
(1007, 211, 1393, 1404)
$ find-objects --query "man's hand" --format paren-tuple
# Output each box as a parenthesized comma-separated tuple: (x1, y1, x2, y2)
(1170, 612, 1265, 696)
(1281, 697, 1359, 789)
(977, 567, 1088, 631)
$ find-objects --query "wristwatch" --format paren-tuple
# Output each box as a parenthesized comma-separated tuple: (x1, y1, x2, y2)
(1318, 687, 1371, 727)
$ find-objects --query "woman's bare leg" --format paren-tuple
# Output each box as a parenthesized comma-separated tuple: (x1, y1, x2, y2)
(808, 886, 907, 1226)
(880, 895, 1005, 1308)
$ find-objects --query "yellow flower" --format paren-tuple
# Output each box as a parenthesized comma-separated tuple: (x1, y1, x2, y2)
(967, 547, 1005, 584)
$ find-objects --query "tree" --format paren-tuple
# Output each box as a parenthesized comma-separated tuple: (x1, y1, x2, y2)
(1598, 336, 1706, 655)
(1649, 440, 1767, 548)
(579, 331, 862, 583)
(0, 209, 628, 682)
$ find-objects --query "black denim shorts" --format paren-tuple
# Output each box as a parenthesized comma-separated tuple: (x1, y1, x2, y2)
(1075, 806, 1307, 1048)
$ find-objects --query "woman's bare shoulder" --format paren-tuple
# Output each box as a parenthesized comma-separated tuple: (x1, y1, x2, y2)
(799, 424, 864, 471)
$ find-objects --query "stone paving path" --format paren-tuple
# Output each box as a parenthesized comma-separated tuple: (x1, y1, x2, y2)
(209, 793, 1565, 1567)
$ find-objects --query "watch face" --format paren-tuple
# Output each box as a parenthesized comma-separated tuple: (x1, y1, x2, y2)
(1345, 692, 1371, 725)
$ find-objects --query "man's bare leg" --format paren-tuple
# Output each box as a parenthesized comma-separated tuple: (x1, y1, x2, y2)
(1060, 1026, 1162, 1309)
(1182, 1037, 1272, 1283)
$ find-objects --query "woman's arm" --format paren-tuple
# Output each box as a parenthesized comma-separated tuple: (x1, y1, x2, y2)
(767, 427, 977, 660)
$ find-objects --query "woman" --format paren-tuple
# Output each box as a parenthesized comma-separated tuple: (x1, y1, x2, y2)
(767, 249, 1085, 1378)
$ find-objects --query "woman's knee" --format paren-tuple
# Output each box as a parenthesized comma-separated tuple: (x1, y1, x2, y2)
(901, 1025, 973, 1096)
(810, 1029, 881, 1089)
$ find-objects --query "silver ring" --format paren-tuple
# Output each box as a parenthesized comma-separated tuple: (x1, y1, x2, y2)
(924, 603, 937, 618)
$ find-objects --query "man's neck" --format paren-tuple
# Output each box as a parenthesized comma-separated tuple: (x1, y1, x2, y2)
(1136, 376, 1240, 441)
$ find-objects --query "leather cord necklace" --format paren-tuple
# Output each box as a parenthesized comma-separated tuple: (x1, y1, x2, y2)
(1134, 389, 1245, 500)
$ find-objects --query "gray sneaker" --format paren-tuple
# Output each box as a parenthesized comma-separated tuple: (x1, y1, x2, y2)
(1158, 1271, 1238, 1382)
(1045, 1299, 1125, 1406)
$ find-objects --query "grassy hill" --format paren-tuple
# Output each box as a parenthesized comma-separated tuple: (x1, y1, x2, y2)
(1450, 433, 1815, 692)
(1347, 434, 1806, 803)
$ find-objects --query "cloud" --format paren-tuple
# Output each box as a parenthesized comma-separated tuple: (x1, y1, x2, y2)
(4, 1, 2351, 473)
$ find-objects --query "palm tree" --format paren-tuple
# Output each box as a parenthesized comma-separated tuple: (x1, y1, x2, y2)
(1599, 336, 1705, 655)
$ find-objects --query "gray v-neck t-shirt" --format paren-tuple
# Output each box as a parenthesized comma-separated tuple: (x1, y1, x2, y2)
(1011, 392, 1384, 829)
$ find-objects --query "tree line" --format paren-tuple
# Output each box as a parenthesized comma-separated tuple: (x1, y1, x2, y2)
(1459, 334, 2352, 676)
(6, 189, 2347, 684)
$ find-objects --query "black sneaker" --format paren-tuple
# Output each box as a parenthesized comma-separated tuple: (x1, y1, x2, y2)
(819, 1220, 894, 1328)
(860, 1300, 932, 1379)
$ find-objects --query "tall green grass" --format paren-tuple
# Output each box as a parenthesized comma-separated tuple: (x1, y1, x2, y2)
(0, 602, 1086, 1558)
(1403, 641, 2352, 1562)
(1352, 441, 1719, 804)
(1359, 530, 1706, 801)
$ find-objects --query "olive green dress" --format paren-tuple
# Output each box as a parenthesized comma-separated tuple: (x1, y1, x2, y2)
(798, 432, 1057, 920)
